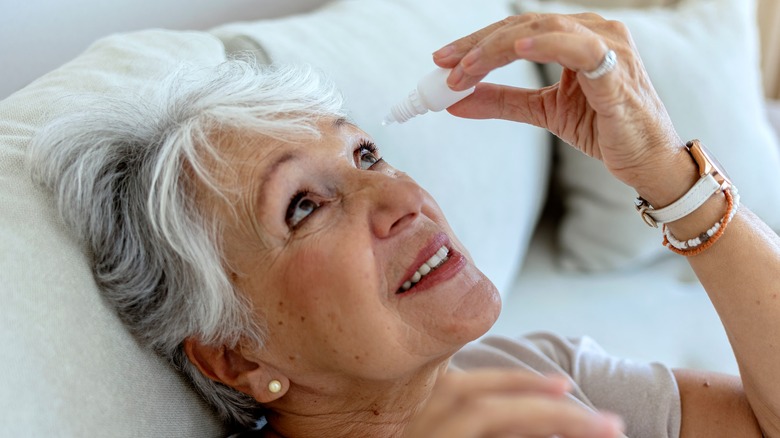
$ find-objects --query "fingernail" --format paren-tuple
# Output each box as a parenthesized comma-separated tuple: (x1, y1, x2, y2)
(447, 66, 465, 89)
(515, 37, 533, 53)
(460, 47, 482, 67)
(433, 44, 456, 59)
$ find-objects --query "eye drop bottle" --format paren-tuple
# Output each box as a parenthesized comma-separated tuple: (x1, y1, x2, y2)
(383, 67, 476, 125)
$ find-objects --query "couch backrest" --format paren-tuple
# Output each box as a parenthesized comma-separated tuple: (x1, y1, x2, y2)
(0, 30, 230, 437)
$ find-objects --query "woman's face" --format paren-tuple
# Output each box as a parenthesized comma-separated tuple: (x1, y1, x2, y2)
(216, 118, 500, 389)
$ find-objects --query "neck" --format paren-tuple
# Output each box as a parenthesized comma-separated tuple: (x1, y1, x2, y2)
(262, 360, 450, 438)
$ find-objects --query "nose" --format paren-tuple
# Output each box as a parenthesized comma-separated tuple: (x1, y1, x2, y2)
(360, 173, 425, 239)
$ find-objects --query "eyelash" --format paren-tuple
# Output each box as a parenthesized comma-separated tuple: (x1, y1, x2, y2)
(357, 139, 384, 169)
(285, 140, 383, 230)
(286, 189, 317, 230)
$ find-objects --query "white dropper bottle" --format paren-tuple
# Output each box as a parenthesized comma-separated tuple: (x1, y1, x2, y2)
(383, 67, 476, 125)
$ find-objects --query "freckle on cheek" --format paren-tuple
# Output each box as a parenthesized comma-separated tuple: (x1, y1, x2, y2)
(300, 316, 306, 322)
(277, 321, 283, 326)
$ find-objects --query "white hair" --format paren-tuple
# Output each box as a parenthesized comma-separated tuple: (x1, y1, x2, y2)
(28, 59, 346, 426)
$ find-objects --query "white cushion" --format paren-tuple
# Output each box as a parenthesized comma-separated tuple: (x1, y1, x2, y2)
(517, 0, 780, 271)
(211, 0, 551, 294)
(0, 30, 227, 436)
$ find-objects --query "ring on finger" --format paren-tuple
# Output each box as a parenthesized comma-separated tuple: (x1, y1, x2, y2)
(583, 49, 617, 80)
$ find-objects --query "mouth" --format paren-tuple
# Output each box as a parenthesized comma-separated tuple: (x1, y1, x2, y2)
(398, 245, 450, 293)
(396, 232, 465, 295)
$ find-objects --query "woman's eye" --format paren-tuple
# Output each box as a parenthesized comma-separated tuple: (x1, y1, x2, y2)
(286, 192, 320, 229)
(358, 142, 382, 170)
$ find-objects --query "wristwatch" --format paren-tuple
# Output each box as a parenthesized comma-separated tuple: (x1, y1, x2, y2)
(636, 139, 732, 228)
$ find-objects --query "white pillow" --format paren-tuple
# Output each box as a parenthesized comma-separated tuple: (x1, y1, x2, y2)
(211, 0, 551, 294)
(0, 30, 227, 437)
(517, 0, 780, 271)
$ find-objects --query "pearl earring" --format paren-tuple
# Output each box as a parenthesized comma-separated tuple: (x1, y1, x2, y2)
(268, 379, 282, 394)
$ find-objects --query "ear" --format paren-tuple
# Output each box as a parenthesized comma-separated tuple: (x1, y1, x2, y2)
(183, 337, 289, 403)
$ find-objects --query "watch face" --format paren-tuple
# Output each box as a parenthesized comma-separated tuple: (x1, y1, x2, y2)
(688, 140, 732, 185)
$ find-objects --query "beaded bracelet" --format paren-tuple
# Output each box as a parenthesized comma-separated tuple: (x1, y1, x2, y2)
(662, 185, 740, 256)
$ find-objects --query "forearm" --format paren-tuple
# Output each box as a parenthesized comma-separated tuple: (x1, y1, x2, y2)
(684, 206, 780, 436)
(632, 144, 780, 437)
(640, 165, 780, 436)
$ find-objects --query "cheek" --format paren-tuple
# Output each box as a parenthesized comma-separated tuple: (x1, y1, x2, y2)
(273, 239, 387, 337)
(286, 237, 381, 300)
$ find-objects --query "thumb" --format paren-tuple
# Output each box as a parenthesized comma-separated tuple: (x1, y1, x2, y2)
(446, 82, 545, 128)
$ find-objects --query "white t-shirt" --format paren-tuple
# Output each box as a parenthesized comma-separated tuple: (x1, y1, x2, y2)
(450, 333, 681, 438)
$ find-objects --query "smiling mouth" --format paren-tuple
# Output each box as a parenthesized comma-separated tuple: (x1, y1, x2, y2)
(397, 245, 450, 293)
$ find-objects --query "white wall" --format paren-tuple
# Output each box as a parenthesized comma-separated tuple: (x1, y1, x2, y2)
(0, 0, 328, 100)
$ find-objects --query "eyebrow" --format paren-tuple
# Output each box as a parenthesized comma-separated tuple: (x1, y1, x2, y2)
(333, 116, 357, 129)
(255, 151, 300, 214)
(253, 118, 354, 219)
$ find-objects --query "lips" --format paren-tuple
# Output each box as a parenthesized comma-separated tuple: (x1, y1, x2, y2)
(395, 232, 466, 295)
(398, 245, 449, 292)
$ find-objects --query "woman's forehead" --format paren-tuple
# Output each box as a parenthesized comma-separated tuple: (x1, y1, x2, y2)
(219, 117, 361, 162)
(205, 119, 369, 202)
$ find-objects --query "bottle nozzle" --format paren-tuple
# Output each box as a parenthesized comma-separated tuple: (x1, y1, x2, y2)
(383, 68, 476, 126)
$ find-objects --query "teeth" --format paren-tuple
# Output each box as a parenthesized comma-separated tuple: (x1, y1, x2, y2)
(399, 246, 450, 292)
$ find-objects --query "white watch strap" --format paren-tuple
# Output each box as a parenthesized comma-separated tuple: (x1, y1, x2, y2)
(637, 174, 722, 227)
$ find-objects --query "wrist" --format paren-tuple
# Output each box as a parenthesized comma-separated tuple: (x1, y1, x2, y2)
(629, 138, 739, 255)
(665, 189, 731, 243)
(631, 147, 699, 208)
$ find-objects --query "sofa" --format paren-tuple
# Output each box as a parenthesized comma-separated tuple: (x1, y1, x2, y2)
(2, 0, 778, 436)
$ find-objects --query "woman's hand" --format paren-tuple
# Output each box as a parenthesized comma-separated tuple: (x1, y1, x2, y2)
(433, 13, 690, 202)
(403, 369, 624, 438)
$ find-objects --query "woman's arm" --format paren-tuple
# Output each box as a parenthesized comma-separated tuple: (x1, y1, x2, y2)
(432, 12, 780, 437)
(666, 192, 780, 437)
(673, 369, 762, 437)
(634, 122, 780, 437)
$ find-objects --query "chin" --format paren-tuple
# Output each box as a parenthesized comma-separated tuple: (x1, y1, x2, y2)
(442, 274, 502, 346)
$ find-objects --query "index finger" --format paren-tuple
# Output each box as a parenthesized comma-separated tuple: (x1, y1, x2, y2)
(432, 12, 606, 68)
(432, 15, 539, 68)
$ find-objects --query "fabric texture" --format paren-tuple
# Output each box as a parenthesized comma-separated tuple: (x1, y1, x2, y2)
(758, 0, 780, 99)
(210, 0, 551, 295)
(0, 30, 228, 437)
(450, 333, 682, 438)
(517, 0, 780, 271)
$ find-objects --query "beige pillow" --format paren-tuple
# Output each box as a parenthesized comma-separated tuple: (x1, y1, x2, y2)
(517, 0, 780, 271)
(0, 30, 227, 436)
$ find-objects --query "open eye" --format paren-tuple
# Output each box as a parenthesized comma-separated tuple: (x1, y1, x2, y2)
(357, 140, 383, 170)
(286, 191, 320, 229)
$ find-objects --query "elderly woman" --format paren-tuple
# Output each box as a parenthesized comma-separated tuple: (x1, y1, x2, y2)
(29, 13, 780, 438)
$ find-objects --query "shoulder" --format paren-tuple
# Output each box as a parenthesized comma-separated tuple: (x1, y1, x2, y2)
(454, 333, 682, 437)
(451, 332, 609, 373)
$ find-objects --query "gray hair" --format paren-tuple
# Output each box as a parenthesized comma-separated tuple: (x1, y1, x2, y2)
(28, 59, 346, 426)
